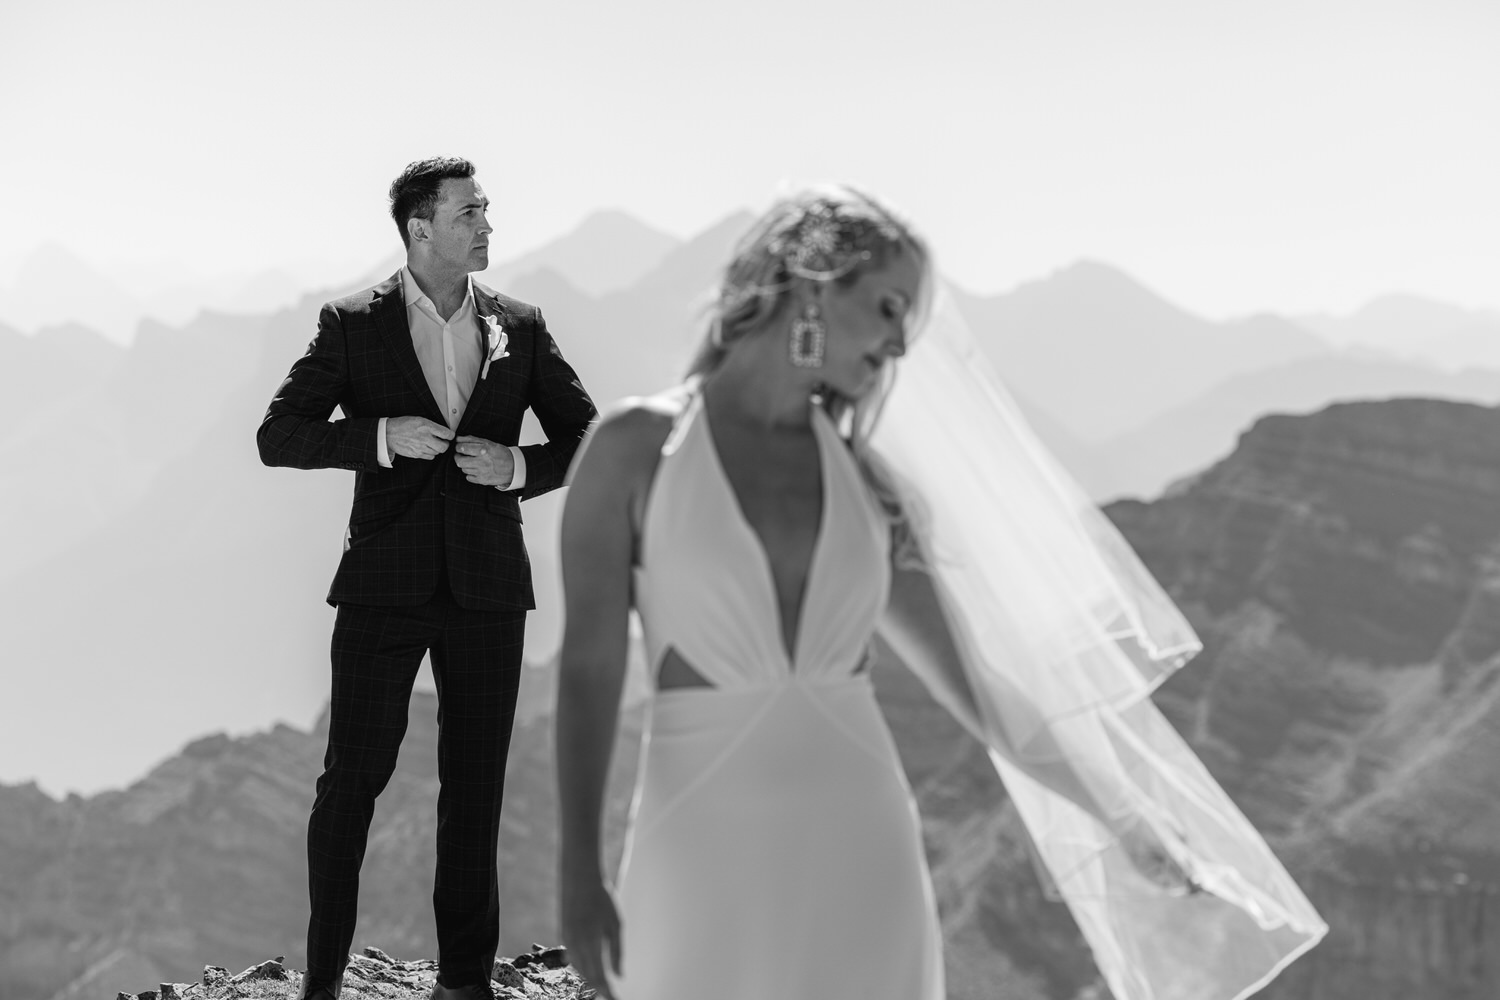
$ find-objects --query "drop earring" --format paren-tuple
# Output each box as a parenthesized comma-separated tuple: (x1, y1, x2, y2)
(789, 303, 826, 368)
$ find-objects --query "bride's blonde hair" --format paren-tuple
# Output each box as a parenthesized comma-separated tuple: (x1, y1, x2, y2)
(686, 184, 933, 555)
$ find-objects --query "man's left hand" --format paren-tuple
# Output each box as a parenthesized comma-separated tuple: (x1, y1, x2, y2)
(454, 435, 515, 488)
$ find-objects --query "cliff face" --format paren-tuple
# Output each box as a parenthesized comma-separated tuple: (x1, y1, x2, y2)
(1110, 400, 1500, 856)
(880, 398, 1500, 1000)
(1099, 399, 1500, 999)
(7, 398, 1500, 1000)
(1262, 874, 1499, 1000)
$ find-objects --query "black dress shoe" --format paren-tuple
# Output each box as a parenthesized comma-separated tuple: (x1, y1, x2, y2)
(429, 981, 495, 1000)
(296, 973, 342, 1000)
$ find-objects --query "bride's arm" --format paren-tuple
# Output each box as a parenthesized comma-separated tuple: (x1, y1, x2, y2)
(556, 419, 631, 883)
(883, 556, 1195, 889)
(555, 404, 668, 996)
(881, 556, 1112, 824)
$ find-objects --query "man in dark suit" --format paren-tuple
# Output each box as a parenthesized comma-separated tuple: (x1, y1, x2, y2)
(257, 157, 597, 1000)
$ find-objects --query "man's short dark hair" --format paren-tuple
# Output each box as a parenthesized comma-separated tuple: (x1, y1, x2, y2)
(389, 157, 476, 249)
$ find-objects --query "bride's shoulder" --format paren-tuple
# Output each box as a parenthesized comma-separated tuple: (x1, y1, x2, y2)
(579, 385, 693, 474)
(598, 385, 692, 436)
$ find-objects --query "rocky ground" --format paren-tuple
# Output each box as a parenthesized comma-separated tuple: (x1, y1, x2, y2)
(117, 947, 593, 1000)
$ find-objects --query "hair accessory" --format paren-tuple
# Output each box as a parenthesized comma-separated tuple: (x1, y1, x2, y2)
(769, 201, 888, 281)
(789, 303, 826, 368)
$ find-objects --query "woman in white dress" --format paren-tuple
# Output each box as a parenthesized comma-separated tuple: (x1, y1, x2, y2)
(554, 186, 1326, 1000)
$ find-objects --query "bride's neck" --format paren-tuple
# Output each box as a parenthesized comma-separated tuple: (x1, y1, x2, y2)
(701, 339, 815, 431)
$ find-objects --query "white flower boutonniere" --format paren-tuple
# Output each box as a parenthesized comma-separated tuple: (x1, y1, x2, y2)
(480, 314, 510, 379)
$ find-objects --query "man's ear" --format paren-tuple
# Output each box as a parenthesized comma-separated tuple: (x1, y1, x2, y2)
(407, 217, 428, 244)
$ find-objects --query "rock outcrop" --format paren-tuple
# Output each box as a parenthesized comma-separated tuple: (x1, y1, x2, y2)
(113, 947, 588, 1000)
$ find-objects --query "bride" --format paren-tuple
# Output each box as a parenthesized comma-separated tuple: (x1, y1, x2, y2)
(553, 186, 1326, 1000)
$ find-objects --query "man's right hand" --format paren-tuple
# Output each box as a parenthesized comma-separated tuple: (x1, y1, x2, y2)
(386, 416, 455, 460)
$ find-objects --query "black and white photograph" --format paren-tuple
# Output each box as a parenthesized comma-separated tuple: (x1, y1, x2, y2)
(1, 2, 1496, 999)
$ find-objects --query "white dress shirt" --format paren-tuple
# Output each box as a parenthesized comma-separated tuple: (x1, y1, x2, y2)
(376, 267, 526, 491)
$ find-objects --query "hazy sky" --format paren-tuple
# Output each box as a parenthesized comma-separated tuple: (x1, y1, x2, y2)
(1, 0, 1496, 318)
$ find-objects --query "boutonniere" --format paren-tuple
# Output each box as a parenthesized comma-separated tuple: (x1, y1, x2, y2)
(480, 314, 510, 379)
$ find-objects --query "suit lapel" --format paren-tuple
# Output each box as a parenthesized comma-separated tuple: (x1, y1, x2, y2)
(371, 270, 446, 425)
(459, 287, 513, 432)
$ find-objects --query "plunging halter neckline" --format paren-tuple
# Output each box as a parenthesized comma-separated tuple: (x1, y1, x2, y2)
(696, 392, 831, 671)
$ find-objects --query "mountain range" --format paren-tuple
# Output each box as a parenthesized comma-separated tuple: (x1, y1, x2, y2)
(0, 244, 314, 344)
(1298, 294, 1500, 372)
(4, 208, 1500, 801)
(5, 397, 1498, 1000)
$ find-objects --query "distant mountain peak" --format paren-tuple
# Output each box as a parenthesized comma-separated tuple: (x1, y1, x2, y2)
(1352, 293, 1485, 327)
(21, 240, 92, 267)
(1009, 257, 1187, 315)
(687, 209, 758, 243)
(12, 243, 139, 295)
(503, 265, 587, 302)
(31, 319, 122, 346)
(568, 208, 678, 241)
(481, 209, 680, 299)
(1297, 293, 1500, 364)
(1052, 257, 1137, 282)
(629, 210, 757, 297)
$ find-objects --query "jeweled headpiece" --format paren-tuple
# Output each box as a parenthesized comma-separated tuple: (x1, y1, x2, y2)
(710, 188, 921, 341)
(766, 199, 907, 282)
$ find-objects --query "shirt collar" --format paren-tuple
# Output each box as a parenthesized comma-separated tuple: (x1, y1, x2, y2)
(400, 265, 476, 317)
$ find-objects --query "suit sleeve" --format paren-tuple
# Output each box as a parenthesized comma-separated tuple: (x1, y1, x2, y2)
(256, 303, 383, 471)
(516, 306, 598, 501)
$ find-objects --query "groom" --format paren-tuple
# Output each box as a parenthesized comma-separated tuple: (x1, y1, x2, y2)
(257, 157, 597, 1000)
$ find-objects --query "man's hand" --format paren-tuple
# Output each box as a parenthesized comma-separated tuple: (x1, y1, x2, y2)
(387, 416, 455, 460)
(455, 435, 515, 487)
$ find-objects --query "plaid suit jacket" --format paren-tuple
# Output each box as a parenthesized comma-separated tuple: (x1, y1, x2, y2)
(257, 270, 597, 611)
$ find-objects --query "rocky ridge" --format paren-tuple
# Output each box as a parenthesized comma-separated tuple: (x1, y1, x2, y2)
(115, 947, 587, 1000)
(1103, 398, 1500, 999)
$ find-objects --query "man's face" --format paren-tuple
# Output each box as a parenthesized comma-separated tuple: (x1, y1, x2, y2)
(420, 176, 492, 272)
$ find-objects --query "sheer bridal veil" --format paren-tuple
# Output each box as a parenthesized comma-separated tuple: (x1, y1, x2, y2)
(871, 286, 1328, 1000)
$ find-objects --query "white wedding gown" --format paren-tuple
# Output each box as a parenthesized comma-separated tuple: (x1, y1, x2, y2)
(611, 389, 945, 1000)
(606, 285, 1326, 1000)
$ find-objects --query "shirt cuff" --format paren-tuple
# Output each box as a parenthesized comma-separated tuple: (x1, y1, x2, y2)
(377, 416, 392, 468)
(497, 445, 527, 491)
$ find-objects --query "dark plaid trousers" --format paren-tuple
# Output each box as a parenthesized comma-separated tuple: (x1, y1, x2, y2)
(305, 581, 525, 988)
